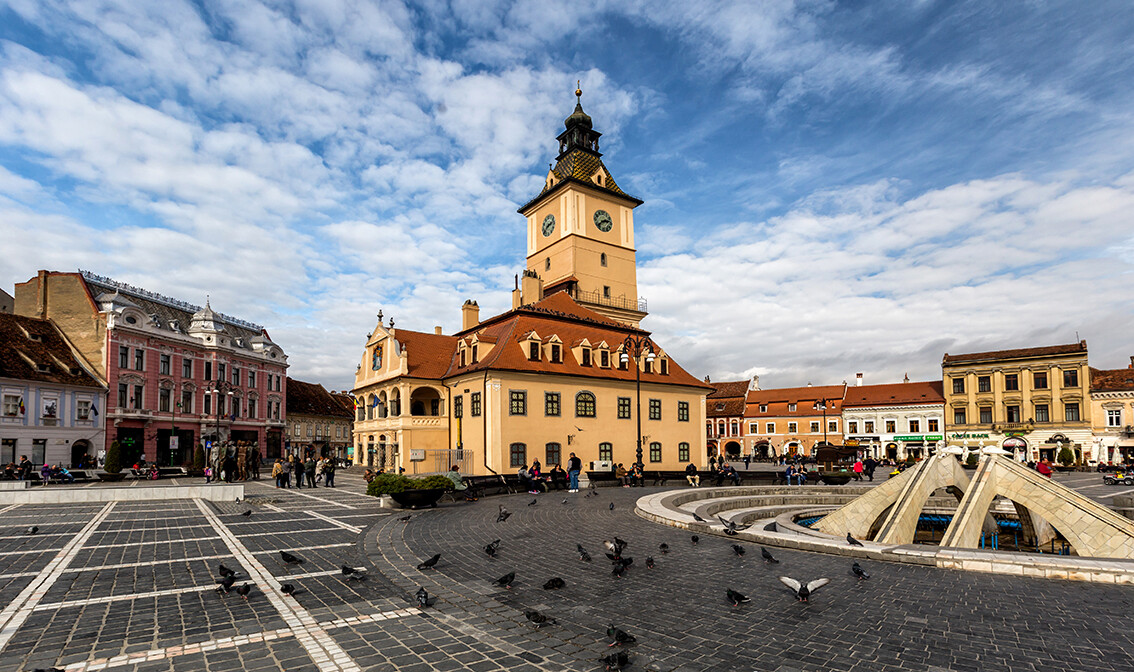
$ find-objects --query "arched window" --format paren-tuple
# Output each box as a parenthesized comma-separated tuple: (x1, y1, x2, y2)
(599, 442, 613, 462)
(678, 442, 690, 462)
(367, 394, 377, 421)
(575, 391, 596, 417)
(717, 420, 726, 436)
(649, 441, 662, 463)
(545, 442, 561, 466)
(510, 442, 527, 468)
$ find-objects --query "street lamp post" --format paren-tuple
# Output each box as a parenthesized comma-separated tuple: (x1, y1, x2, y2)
(620, 334, 655, 468)
(813, 399, 831, 454)
(207, 380, 235, 468)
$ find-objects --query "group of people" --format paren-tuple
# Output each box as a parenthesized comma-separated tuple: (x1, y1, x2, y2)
(517, 459, 569, 493)
(269, 453, 337, 488)
(1, 457, 75, 484)
(613, 462, 645, 487)
(207, 441, 263, 483)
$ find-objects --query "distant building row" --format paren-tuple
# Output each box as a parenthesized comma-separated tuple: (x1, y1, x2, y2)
(707, 341, 1134, 465)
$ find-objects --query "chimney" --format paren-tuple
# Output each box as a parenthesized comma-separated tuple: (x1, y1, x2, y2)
(855, 372, 863, 387)
(903, 372, 910, 383)
(1129, 356, 1133, 369)
(35, 270, 48, 319)
(521, 269, 543, 306)
(461, 300, 479, 331)
(434, 326, 443, 335)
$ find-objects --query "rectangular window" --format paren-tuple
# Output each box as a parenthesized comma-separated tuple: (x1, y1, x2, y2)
(648, 398, 661, 420)
(849, 421, 858, 434)
(248, 371, 255, 388)
(787, 422, 797, 433)
(1033, 371, 1047, 389)
(788, 403, 797, 412)
(118, 346, 129, 369)
(545, 392, 561, 417)
(509, 442, 526, 468)
(600, 351, 609, 367)
(766, 422, 775, 434)
(603, 285, 610, 298)
(218, 363, 226, 382)
(810, 421, 820, 433)
(1035, 404, 1050, 423)
(454, 396, 463, 419)
(952, 377, 965, 394)
(204, 361, 212, 381)
(828, 420, 837, 432)
(1107, 408, 1122, 427)
(545, 442, 561, 467)
(0, 438, 15, 464)
(909, 419, 920, 432)
(32, 438, 45, 465)
(599, 443, 613, 462)
(953, 408, 966, 425)
(160, 354, 171, 375)
(529, 342, 540, 361)
(550, 344, 560, 363)
(749, 422, 758, 434)
(1006, 405, 1020, 423)
(1065, 403, 1081, 422)
(660, 359, 668, 375)
(759, 404, 768, 413)
(76, 400, 91, 420)
(180, 389, 192, 414)
(1004, 374, 1019, 391)
(204, 394, 212, 415)
(618, 397, 631, 419)
(618, 353, 627, 371)
(117, 383, 127, 408)
(135, 349, 144, 371)
(2, 394, 20, 417)
(247, 398, 255, 419)
(1063, 369, 1079, 387)
(649, 442, 662, 463)
(471, 344, 478, 363)
(928, 419, 939, 432)
(132, 385, 143, 409)
(581, 349, 591, 366)
(678, 401, 689, 422)
(864, 421, 874, 433)
(471, 392, 482, 417)
(182, 357, 192, 379)
(159, 388, 171, 412)
(459, 349, 466, 367)
(977, 376, 991, 393)
(885, 420, 896, 433)
(509, 390, 526, 416)
(678, 442, 690, 462)
(979, 407, 993, 424)
(232, 368, 240, 386)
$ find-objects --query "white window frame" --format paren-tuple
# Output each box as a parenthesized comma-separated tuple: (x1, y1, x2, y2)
(1107, 409, 1122, 428)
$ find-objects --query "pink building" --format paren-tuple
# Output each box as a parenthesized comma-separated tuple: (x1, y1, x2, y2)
(14, 271, 289, 466)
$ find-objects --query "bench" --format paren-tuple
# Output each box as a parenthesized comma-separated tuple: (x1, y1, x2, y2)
(463, 474, 511, 497)
(584, 471, 620, 487)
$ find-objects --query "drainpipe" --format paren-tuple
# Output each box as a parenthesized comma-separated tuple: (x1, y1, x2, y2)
(482, 369, 497, 476)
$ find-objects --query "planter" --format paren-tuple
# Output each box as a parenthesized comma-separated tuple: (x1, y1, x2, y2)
(1055, 465, 1076, 472)
(818, 472, 852, 485)
(390, 488, 446, 509)
(97, 472, 127, 482)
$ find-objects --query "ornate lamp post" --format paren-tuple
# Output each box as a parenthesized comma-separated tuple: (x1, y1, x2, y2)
(813, 399, 831, 454)
(620, 334, 655, 468)
(207, 380, 235, 465)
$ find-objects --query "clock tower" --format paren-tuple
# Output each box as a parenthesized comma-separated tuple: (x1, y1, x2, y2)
(517, 86, 647, 327)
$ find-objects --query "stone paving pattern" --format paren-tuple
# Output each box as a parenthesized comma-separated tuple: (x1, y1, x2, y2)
(0, 471, 1131, 671)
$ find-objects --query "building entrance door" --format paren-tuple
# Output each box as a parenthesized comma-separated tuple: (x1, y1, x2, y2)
(116, 428, 145, 465)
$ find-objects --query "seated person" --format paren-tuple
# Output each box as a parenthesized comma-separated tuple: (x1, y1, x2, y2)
(725, 465, 741, 486)
(363, 469, 375, 484)
(518, 464, 538, 494)
(629, 463, 644, 487)
(53, 465, 76, 483)
(615, 463, 629, 487)
(548, 464, 567, 490)
(685, 462, 700, 487)
(444, 464, 477, 501)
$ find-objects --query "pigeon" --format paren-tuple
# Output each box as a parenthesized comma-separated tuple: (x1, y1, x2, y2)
(218, 563, 236, 578)
(280, 551, 304, 565)
(609, 502, 615, 511)
(726, 588, 750, 606)
(216, 574, 235, 593)
(562, 498, 568, 505)
(658, 543, 669, 554)
(493, 571, 515, 588)
(606, 624, 636, 647)
(731, 544, 746, 557)
(528, 498, 538, 507)
(717, 515, 752, 536)
(397, 514, 412, 522)
(691, 535, 699, 545)
(342, 565, 367, 581)
(241, 509, 252, 517)
(645, 556, 655, 569)
(415, 586, 436, 608)
(692, 513, 706, 522)
(779, 576, 830, 603)
(280, 583, 296, 596)
(484, 539, 501, 557)
(417, 554, 441, 570)
(26, 526, 38, 535)
(577, 544, 592, 562)
(852, 562, 870, 580)
(543, 577, 566, 590)
(600, 650, 630, 671)
(236, 583, 252, 600)
(761, 547, 779, 564)
(611, 563, 627, 579)
(524, 609, 556, 627)
(846, 532, 864, 547)
(496, 505, 511, 523)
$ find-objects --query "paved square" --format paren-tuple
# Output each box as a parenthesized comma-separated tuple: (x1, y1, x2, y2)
(1, 471, 1133, 671)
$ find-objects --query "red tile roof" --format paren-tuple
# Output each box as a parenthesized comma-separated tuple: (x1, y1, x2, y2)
(708, 380, 750, 399)
(445, 293, 711, 390)
(286, 378, 353, 418)
(745, 384, 846, 417)
(842, 381, 945, 407)
(1091, 367, 1134, 392)
(943, 341, 1087, 365)
(393, 329, 459, 379)
(707, 398, 746, 418)
(0, 313, 103, 388)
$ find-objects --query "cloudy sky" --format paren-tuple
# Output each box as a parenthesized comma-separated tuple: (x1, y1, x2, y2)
(2, 0, 1132, 392)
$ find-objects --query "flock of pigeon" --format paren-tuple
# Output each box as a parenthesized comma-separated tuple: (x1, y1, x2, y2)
(209, 546, 369, 602)
(405, 499, 875, 671)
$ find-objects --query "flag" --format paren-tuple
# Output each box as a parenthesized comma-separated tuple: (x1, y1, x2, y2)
(18, 399, 24, 416)
(91, 403, 99, 418)
(371, 397, 379, 408)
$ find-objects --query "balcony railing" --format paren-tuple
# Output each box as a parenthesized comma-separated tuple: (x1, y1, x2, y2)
(111, 407, 154, 419)
(569, 288, 647, 313)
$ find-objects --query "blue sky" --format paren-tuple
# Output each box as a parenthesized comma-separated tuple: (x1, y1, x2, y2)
(2, 0, 1133, 392)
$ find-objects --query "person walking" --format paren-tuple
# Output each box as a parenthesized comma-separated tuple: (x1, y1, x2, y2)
(40, 462, 51, 486)
(291, 454, 303, 489)
(743, 453, 751, 470)
(852, 458, 864, 481)
(305, 455, 317, 488)
(282, 456, 292, 488)
(250, 449, 261, 480)
(864, 457, 878, 482)
(271, 459, 282, 488)
(566, 452, 582, 493)
(323, 456, 336, 488)
(18, 455, 32, 481)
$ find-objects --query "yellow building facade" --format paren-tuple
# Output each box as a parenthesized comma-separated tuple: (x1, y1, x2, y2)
(351, 91, 711, 476)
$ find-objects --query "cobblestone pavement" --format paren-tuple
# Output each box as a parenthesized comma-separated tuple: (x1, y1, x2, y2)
(2, 474, 1134, 672)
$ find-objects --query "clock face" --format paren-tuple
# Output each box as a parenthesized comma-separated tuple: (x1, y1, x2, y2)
(542, 214, 556, 237)
(594, 210, 613, 232)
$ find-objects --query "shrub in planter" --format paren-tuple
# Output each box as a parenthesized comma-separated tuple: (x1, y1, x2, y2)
(965, 452, 979, 468)
(367, 473, 412, 497)
(1057, 446, 1075, 467)
(414, 475, 455, 491)
(104, 440, 122, 474)
(193, 444, 206, 470)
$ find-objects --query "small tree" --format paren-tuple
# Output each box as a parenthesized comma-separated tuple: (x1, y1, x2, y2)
(965, 452, 979, 468)
(193, 444, 206, 470)
(104, 440, 122, 474)
(1057, 445, 1075, 467)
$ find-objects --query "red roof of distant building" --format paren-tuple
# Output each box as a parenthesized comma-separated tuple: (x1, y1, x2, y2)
(286, 378, 353, 418)
(0, 313, 103, 388)
(392, 329, 459, 379)
(708, 380, 750, 399)
(842, 381, 945, 407)
(1091, 367, 1134, 393)
(745, 384, 846, 417)
(943, 341, 1087, 365)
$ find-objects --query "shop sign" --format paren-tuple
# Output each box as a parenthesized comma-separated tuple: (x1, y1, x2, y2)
(844, 439, 859, 446)
(893, 435, 924, 442)
(949, 432, 990, 439)
(925, 435, 943, 441)
(1005, 431, 1028, 437)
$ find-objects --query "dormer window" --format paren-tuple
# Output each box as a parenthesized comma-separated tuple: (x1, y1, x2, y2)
(36, 363, 51, 373)
(459, 346, 467, 367)
(550, 344, 561, 363)
(659, 358, 668, 375)
(600, 350, 609, 368)
(124, 315, 137, 325)
(528, 342, 540, 361)
(581, 349, 591, 366)
(618, 352, 628, 371)
(471, 344, 478, 363)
